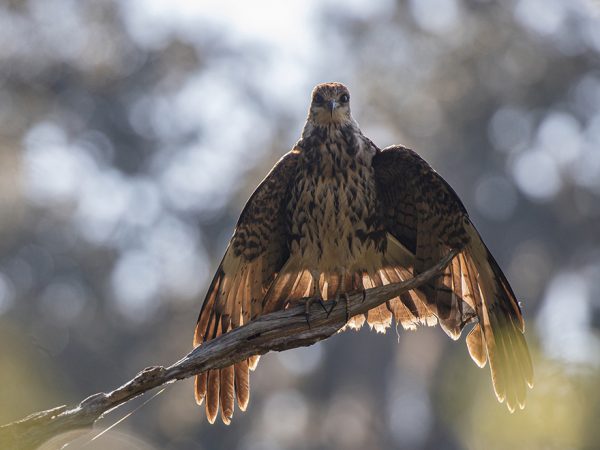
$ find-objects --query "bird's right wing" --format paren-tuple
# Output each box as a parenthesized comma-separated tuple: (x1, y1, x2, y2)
(193, 149, 300, 424)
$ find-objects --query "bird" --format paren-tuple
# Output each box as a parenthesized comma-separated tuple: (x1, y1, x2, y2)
(192, 82, 533, 424)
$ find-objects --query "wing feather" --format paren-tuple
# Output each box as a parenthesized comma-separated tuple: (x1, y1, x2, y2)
(373, 145, 533, 411)
(219, 365, 235, 424)
(234, 359, 250, 411)
(193, 150, 300, 423)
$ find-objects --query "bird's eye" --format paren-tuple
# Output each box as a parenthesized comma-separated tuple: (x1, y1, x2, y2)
(340, 94, 349, 103)
(314, 93, 324, 104)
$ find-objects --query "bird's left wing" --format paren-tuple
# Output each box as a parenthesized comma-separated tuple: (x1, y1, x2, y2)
(372, 145, 472, 337)
(193, 149, 300, 424)
(372, 145, 533, 412)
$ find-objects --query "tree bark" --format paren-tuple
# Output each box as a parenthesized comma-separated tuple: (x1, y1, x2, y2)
(0, 250, 458, 450)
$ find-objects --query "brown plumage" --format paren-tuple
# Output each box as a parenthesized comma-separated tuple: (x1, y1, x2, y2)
(193, 82, 533, 423)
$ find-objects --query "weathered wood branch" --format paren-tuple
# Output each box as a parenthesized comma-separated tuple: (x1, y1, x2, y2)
(0, 250, 458, 450)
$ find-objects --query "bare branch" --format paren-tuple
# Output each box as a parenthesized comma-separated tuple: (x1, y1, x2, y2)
(0, 250, 458, 450)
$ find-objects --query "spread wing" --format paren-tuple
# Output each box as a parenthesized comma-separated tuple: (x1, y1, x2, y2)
(193, 149, 300, 424)
(373, 145, 533, 412)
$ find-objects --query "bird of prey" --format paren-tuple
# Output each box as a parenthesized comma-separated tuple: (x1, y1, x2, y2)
(193, 82, 533, 424)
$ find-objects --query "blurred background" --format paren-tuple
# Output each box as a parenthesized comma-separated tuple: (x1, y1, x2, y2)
(1, 0, 599, 449)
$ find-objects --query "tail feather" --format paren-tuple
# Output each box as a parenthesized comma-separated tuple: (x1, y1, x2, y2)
(206, 369, 220, 424)
(451, 256, 463, 304)
(381, 266, 419, 328)
(466, 324, 487, 368)
(248, 355, 260, 371)
(206, 315, 224, 424)
(413, 227, 467, 339)
(196, 254, 312, 425)
(458, 253, 478, 315)
(194, 251, 266, 424)
(385, 264, 438, 330)
(464, 222, 533, 412)
(512, 319, 534, 388)
(362, 271, 392, 333)
(325, 273, 340, 300)
(434, 259, 454, 320)
(234, 360, 250, 411)
(378, 236, 439, 330)
(346, 312, 366, 330)
(195, 371, 208, 405)
(262, 259, 312, 313)
(489, 255, 525, 331)
(219, 365, 235, 424)
(343, 261, 437, 332)
(487, 310, 513, 407)
(262, 272, 297, 311)
(231, 268, 248, 328)
(206, 369, 220, 423)
(346, 272, 367, 330)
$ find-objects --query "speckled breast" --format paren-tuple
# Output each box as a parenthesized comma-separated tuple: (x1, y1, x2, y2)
(288, 136, 383, 272)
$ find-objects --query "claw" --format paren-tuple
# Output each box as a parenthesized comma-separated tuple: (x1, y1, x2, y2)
(299, 291, 352, 327)
(333, 293, 350, 322)
(305, 312, 311, 329)
(327, 293, 351, 321)
(303, 296, 328, 328)
(304, 299, 314, 328)
(317, 299, 329, 315)
(326, 299, 337, 318)
(341, 293, 350, 322)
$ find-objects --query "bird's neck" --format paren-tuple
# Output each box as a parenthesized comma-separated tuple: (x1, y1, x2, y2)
(301, 115, 360, 138)
(297, 118, 375, 171)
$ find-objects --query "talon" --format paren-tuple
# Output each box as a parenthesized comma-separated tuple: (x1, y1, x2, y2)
(302, 296, 326, 328)
(317, 299, 329, 315)
(328, 293, 351, 321)
(305, 300, 312, 328)
(342, 293, 350, 322)
(326, 299, 337, 318)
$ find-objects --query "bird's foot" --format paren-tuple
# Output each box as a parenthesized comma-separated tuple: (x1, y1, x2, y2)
(328, 293, 351, 322)
(307, 296, 330, 328)
(288, 296, 329, 328)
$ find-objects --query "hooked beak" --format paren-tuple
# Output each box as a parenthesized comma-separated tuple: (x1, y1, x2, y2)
(327, 100, 337, 116)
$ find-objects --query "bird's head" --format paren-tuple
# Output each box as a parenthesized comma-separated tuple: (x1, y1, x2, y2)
(308, 82, 353, 126)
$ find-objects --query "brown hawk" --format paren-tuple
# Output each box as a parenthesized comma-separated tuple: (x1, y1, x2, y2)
(193, 82, 533, 424)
